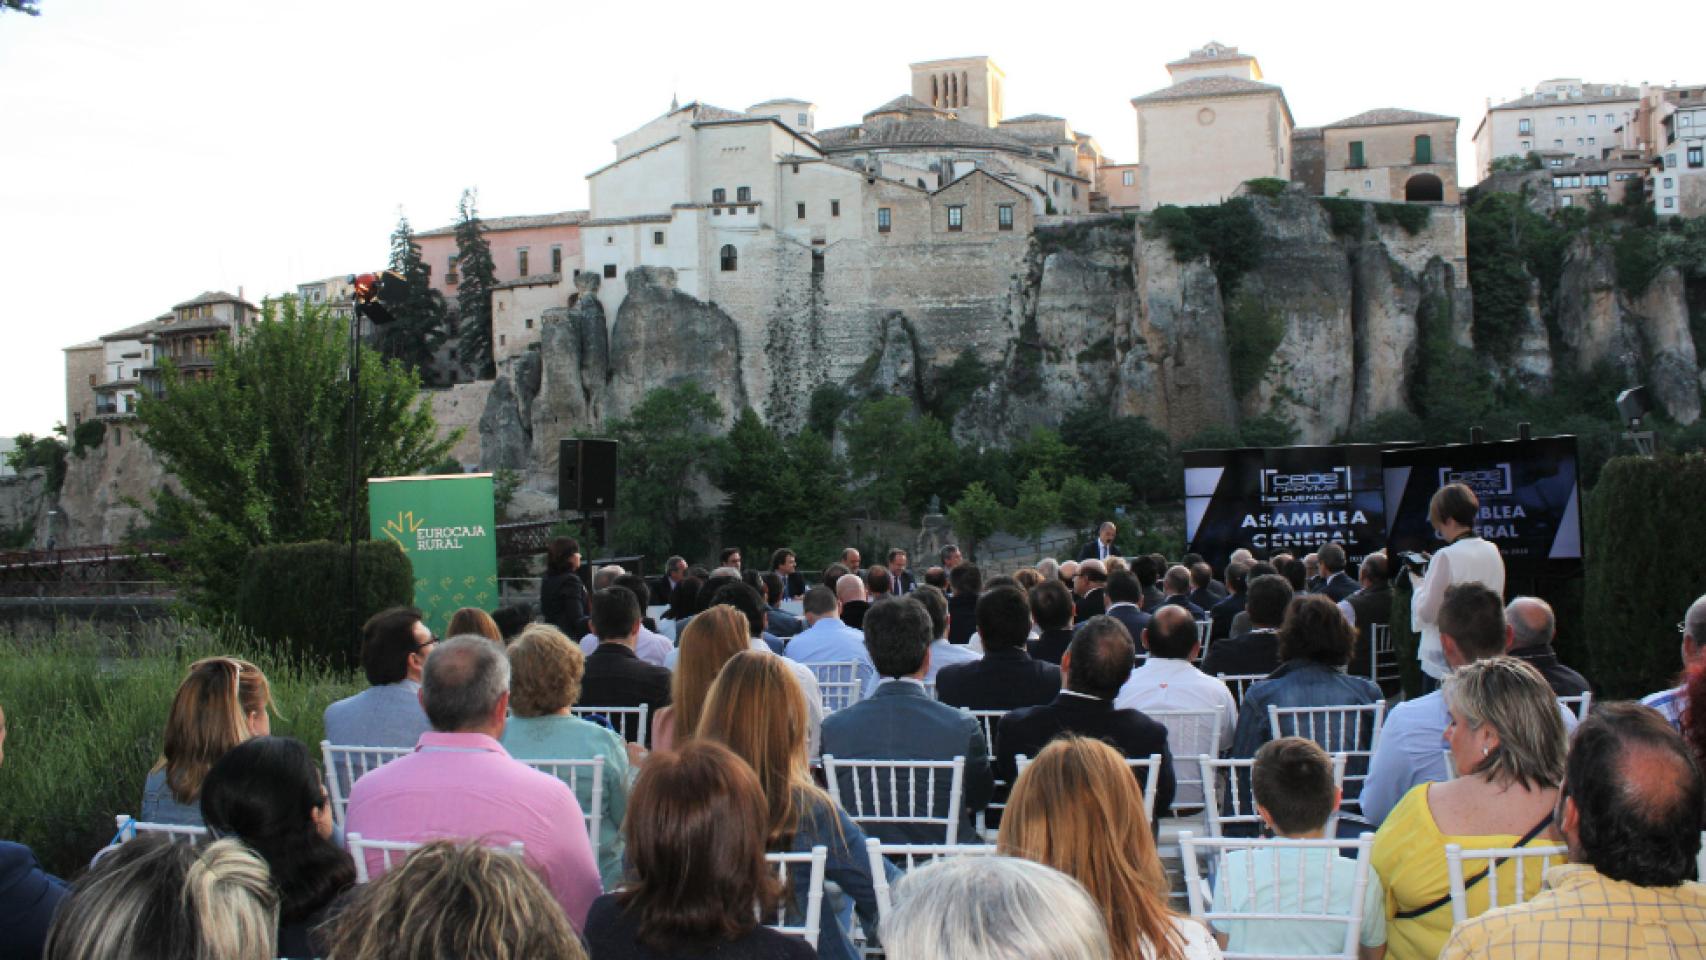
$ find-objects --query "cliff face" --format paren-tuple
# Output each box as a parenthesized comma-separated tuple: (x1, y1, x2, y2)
(54, 427, 171, 545)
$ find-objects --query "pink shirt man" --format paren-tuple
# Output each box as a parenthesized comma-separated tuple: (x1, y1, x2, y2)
(345, 730, 602, 930)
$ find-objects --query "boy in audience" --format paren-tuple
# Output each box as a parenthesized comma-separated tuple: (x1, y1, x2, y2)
(1210, 737, 1386, 960)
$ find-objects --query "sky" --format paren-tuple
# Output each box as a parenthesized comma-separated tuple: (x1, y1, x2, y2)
(1, 0, 1692, 436)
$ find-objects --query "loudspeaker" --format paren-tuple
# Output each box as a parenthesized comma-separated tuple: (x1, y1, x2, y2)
(558, 438, 618, 512)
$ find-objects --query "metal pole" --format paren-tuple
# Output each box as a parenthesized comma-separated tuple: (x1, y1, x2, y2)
(348, 303, 362, 654)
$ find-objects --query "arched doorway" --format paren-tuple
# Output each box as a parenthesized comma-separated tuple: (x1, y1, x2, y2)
(1405, 173, 1444, 202)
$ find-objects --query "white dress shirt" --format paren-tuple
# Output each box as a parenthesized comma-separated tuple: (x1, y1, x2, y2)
(580, 626, 673, 668)
(1410, 536, 1504, 680)
(1114, 656, 1237, 750)
(925, 638, 983, 680)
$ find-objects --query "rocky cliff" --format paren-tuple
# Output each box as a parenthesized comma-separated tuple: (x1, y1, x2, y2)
(51, 426, 172, 546)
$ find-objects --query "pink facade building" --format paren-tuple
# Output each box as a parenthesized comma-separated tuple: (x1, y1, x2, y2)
(414, 210, 588, 299)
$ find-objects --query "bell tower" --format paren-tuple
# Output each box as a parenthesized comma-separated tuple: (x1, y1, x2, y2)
(909, 56, 1005, 127)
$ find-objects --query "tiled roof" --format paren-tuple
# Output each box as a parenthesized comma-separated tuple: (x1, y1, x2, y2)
(1003, 113, 1065, 123)
(418, 210, 589, 238)
(1325, 108, 1456, 129)
(493, 272, 563, 291)
(1293, 126, 1323, 139)
(1167, 42, 1254, 68)
(818, 116, 1035, 153)
(171, 290, 251, 310)
(1131, 75, 1282, 105)
(688, 102, 749, 122)
(1491, 86, 1640, 110)
(65, 340, 103, 351)
(100, 317, 165, 341)
(864, 95, 947, 119)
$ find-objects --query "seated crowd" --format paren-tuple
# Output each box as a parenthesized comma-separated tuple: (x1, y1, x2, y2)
(3, 526, 1706, 960)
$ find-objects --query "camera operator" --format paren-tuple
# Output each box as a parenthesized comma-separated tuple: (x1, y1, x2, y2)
(1408, 483, 1505, 692)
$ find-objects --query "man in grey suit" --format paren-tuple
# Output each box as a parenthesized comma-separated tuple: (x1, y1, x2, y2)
(324, 607, 436, 748)
(821, 596, 994, 843)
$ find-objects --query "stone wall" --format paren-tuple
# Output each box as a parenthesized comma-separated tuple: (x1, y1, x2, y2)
(426, 381, 491, 467)
(54, 422, 170, 546)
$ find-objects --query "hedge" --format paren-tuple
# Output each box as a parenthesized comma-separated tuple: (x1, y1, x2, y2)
(1582, 454, 1706, 698)
(234, 540, 414, 669)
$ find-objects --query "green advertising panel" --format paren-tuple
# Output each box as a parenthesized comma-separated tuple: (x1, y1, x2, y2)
(368, 473, 499, 638)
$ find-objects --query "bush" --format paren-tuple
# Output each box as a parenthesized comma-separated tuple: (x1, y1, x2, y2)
(234, 540, 414, 668)
(71, 420, 106, 458)
(0, 620, 363, 877)
(1225, 294, 1285, 401)
(1242, 178, 1289, 199)
(1374, 202, 1430, 236)
(1582, 454, 1706, 698)
(1319, 198, 1365, 240)
(1147, 199, 1264, 296)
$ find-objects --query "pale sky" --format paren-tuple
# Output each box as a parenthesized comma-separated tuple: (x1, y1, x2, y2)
(2, 0, 1688, 436)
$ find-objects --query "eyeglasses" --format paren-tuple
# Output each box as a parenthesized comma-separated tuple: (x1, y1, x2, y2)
(1679, 621, 1689, 635)
(416, 635, 440, 652)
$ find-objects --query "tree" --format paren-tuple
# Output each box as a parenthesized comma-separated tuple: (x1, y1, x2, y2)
(947, 482, 1002, 563)
(1, 1, 40, 17)
(374, 214, 449, 380)
(843, 398, 960, 524)
(712, 410, 850, 568)
(1007, 469, 1060, 551)
(136, 299, 456, 610)
(1058, 474, 1131, 542)
(453, 189, 498, 378)
(4, 429, 67, 494)
(1008, 426, 1074, 489)
(602, 384, 723, 563)
(1058, 408, 1179, 501)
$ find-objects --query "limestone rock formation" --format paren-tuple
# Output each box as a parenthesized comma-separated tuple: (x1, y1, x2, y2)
(1123, 223, 1238, 438)
(605, 266, 748, 424)
(53, 428, 171, 545)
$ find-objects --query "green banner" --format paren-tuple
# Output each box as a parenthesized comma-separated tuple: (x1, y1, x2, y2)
(369, 473, 499, 638)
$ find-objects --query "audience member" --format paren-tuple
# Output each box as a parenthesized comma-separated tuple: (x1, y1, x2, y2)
(1208, 560, 1250, 643)
(999, 737, 1214, 960)
(759, 572, 804, 638)
(1116, 606, 1237, 800)
(1013, 567, 1043, 591)
(786, 585, 879, 699)
(580, 579, 673, 667)
(500, 625, 631, 889)
(996, 618, 1176, 816)
(143, 656, 272, 825)
(820, 562, 850, 590)
(540, 536, 590, 639)
(1504, 597, 1589, 697)
(1643, 593, 1706, 729)
(662, 575, 703, 623)
(322, 840, 585, 960)
(1028, 579, 1078, 665)
(1316, 543, 1358, 603)
(1440, 702, 1706, 960)
(886, 548, 914, 595)
(1073, 559, 1108, 620)
(1685, 664, 1706, 772)
(882, 855, 1113, 960)
(1095, 570, 1152, 646)
(923, 565, 948, 591)
(43, 836, 276, 960)
(1340, 554, 1392, 678)
(1133, 555, 1165, 612)
(1077, 521, 1118, 563)
(1185, 563, 1217, 612)
(1279, 556, 1309, 595)
(1201, 574, 1292, 679)
(1058, 559, 1079, 587)
(946, 564, 983, 644)
(1184, 553, 1226, 600)
(769, 548, 805, 602)
(652, 605, 748, 752)
(1036, 557, 1060, 583)
(651, 555, 688, 606)
(940, 544, 963, 571)
(446, 607, 501, 643)
(1409, 483, 1505, 690)
(1304, 553, 1324, 593)
(578, 588, 672, 721)
(667, 590, 826, 757)
(0, 703, 67, 960)
(913, 584, 980, 679)
(1159, 565, 1207, 620)
(717, 546, 742, 570)
(1211, 738, 1385, 959)
(1231, 595, 1384, 768)
(344, 636, 601, 930)
(936, 585, 1061, 711)
(200, 736, 355, 959)
(1372, 657, 1567, 960)
(325, 607, 434, 750)
(840, 571, 874, 629)
(584, 741, 814, 960)
(491, 604, 533, 643)
(698, 651, 894, 960)
(821, 597, 992, 841)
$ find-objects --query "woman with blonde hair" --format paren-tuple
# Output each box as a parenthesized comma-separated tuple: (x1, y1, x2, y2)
(1371, 656, 1566, 960)
(698, 651, 894, 960)
(651, 604, 750, 752)
(998, 737, 1220, 960)
(500, 624, 630, 888)
(141, 657, 272, 825)
(446, 607, 502, 643)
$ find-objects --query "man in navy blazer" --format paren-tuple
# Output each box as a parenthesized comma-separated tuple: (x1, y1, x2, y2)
(1076, 521, 1118, 563)
(886, 548, 917, 595)
(995, 616, 1176, 819)
(936, 585, 1061, 711)
(821, 597, 993, 842)
(1082, 570, 1151, 648)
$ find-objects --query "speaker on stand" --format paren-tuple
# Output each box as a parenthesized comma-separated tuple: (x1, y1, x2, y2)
(559, 438, 619, 546)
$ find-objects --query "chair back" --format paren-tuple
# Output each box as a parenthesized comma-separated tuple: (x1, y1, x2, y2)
(517, 757, 604, 844)
(1199, 754, 1347, 837)
(1558, 692, 1593, 721)
(965, 709, 1010, 841)
(1147, 709, 1225, 810)
(1367, 624, 1398, 687)
(1444, 841, 1569, 925)
(1441, 747, 1458, 781)
(1015, 752, 1162, 824)
(1196, 620, 1214, 658)
(1178, 830, 1376, 960)
(1266, 702, 1386, 819)
(823, 755, 966, 844)
(807, 662, 863, 713)
(570, 704, 651, 748)
(762, 846, 829, 948)
(114, 814, 208, 846)
(1217, 673, 1269, 704)
(865, 839, 996, 921)
(321, 741, 411, 829)
(346, 833, 525, 883)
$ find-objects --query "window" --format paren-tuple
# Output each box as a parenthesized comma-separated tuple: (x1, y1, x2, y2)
(499, 334, 506, 346)
(1689, 147, 1704, 168)
(1518, 118, 1532, 134)
(1560, 195, 1574, 207)
(1414, 134, 1432, 164)
(446, 254, 460, 286)
(1576, 138, 1584, 147)
(1052, 180, 1059, 195)
(877, 207, 891, 233)
(1348, 141, 1365, 168)
(517, 248, 529, 276)
(1549, 158, 1564, 168)
(1588, 137, 1596, 146)
(525, 318, 534, 329)
(603, 264, 616, 279)
(736, 186, 751, 202)
(1554, 139, 1564, 148)
(1122, 170, 1135, 187)
(947, 205, 963, 231)
(1071, 184, 1079, 199)
(1587, 114, 1597, 125)
(797, 202, 806, 219)
(720, 244, 738, 271)
(550, 245, 562, 273)
(812, 248, 824, 275)
(1570, 116, 1577, 126)
(998, 204, 1014, 230)
(1664, 177, 1675, 189)
(1587, 174, 1609, 187)
(1606, 114, 1615, 125)
(713, 207, 722, 216)
(712, 188, 726, 203)
(1683, 114, 1695, 128)
(1556, 116, 1566, 127)
(605, 234, 613, 244)
(797, 112, 808, 125)
(653, 230, 665, 245)
(1521, 140, 1532, 150)
(831, 199, 841, 217)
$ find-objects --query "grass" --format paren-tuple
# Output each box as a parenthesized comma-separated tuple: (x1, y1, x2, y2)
(0, 619, 363, 877)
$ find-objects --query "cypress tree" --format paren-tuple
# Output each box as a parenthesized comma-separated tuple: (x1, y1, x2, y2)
(374, 214, 448, 380)
(453, 188, 498, 378)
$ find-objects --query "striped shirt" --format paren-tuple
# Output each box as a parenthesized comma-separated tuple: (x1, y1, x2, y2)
(1641, 686, 1686, 730)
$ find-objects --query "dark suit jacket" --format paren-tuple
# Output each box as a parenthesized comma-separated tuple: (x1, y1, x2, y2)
(1028, 627, 1076, 665)
(820, 681, 994, 842)
(1159, 594, 1208, 621)
(767, 605, 805, 638)
(841, 600, 871, 631)
(1345, 585, 1392, 677)
(1075, 588, 1106, 621)
(1188, 587, 1220, 612)
(1201, 628, 1281, 679)
(935, 648, 1061, 714)
(0, 841, 66, 960)
(1321, 572, 1359, 603)
(1084, 603, 1151, 649)
(1209, 592, 1246, 642)
(947, 591, 980, 646)
(540, 571, 589, 638)
(890, 570, 917, 595)
(1513, 645, 1591, 698)
(780, 571, 809, 601)
(995, 694, 1176, 817)
(579, 644, 672, 718)
(1140, 584, 1166, 612)
(1076, 540, 1116, 563)
(1307, 575, 1327, 594)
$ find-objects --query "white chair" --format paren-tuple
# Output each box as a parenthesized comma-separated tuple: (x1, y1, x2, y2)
(1444, 841, 1570, 925)
(1178, 830, 1377, 960)
(762, 846, 829, 948)
(807, 662, 864, 713)
(114, 815, 208, 845)
(1267, 703, 1386, 820)
(1147, 708, 1226, 811)
(1367, 624, 1398, 687)
(1558, 692, 1593, 721)
(570, 704, 650, 748)
(866, 838, 996, 920)
(518, 757, 604, 844)
(1441, 747, 1458, 781)
(1196, 620, 1213, 652)
(966, 709, 1008, 841)
(320, 742, 411, 830)
(1217, 673, 1269, 703)
(823, 756, 967, 844)
(1016, 752, 1162, 824)
(346, 833, 526, 883)
(1198, 754, 1347, 837)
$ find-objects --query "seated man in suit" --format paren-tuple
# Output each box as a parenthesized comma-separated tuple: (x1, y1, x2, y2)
(995, 617, 1176, 818)
(770, 548, 807, 602)
(936, 585, 1061, 711)
(838, 571, 873, 631)
(1076, 521, 1118, 563)
(1157, 565, 1207, 621)
(1201, 574, 1293, 680)
(886, 548, 916, 596)
(1316, 543, 1359, 603)
(1072, 560, 1107, 620)
(785, 584, 880, 699)
(946, 564, 982, 645)
(578, 587, 673, 724)
(1188, 563, 1221, 612)
(1082, 569, 1150, 649)
(324, 606, 435, 749)
(1132, 554, 1166, 612)
(821, 597, 993, 842)
(1209, 560, 1251, 644)
(759, 572, 804, 639)
(1339, 554, 1391, 678)
(1506, 596, 1590, 697)
(1028, 579, 1077, 665)
(915, 584, 981, 680)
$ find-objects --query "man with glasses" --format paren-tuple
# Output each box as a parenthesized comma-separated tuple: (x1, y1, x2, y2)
(1642, 594, 1706, 730)
(323, 607, 435, 748)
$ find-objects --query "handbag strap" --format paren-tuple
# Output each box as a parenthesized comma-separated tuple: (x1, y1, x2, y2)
(1394, 811, 1555, 921)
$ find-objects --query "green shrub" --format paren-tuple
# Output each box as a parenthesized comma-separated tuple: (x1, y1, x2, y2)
(1582, 454, 1706, 698)
(234, 540, 414, 668)
(1147, 200, 1264, 296)
(1374, 202, 1430, 236)
(1615, 228, 1665, 297)
(70, 420, 106, 458)
(1242, 178, 1289, 199)
(1319, 198, 1365, 240)
(1225, 294, 1286, 401)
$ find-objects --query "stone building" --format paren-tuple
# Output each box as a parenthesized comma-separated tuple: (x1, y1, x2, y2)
(492, 272, 565, 362)
(137, 291, 261, 398)
(63, 340, 103, 429)
(1130, 42, 1294, 207)
(1646, 86, 1706, 217)
(414, 210, 587, 301)
(1320, 109, 1460, 203)
(91, 316, 164, 421)
(910, 56, 1005, 129)
(1472, 79, 1641, 182)
(1097, 162, 1142, 210)
(295, 274, 356, 320)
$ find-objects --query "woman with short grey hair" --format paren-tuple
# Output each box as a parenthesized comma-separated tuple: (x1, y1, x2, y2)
(880, 855, 1112, 960)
